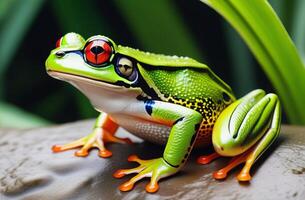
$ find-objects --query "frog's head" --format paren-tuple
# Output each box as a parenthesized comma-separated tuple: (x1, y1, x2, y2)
(46, 33, 139, 87)
(46, 33, 144, 113)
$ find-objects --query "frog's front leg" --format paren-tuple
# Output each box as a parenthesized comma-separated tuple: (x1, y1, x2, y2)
(113, 100, 203, 193)
(52, 112, 132, 158)
(202, 89, 281, 181)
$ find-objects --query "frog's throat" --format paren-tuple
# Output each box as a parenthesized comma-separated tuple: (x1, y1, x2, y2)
(47, 70, 142, 114)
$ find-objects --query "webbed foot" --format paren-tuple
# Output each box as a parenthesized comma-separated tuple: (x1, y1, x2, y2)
(52, 128, 132, 158)
(113, 155, 178, 193)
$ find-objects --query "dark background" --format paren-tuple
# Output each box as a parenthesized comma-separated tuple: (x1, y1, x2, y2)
(0, 0, 300, 127)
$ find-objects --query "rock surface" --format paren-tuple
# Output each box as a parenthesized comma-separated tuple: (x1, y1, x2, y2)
(0, 120, 305, 200)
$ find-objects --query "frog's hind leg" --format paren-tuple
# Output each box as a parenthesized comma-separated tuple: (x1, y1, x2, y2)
(113, 100, 203, 193)
(211, 89, 281, 181)
(52, 112, 132, 158)
(237, 107, 280, 181)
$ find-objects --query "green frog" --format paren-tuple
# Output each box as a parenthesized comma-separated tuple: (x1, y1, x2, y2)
(45, 33, 281, 193)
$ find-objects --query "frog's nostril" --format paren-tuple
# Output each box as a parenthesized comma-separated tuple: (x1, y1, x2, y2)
(55, 51, 66, 58)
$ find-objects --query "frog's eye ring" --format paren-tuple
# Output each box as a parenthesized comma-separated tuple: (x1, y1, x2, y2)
(116, 57, 138, 82)
(84, 40, 112, 66)
(56, 37, 63, 48)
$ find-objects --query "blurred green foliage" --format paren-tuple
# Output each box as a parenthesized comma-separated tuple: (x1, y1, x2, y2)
(202, 0, 305, 124)
(0, 0, 305, 128)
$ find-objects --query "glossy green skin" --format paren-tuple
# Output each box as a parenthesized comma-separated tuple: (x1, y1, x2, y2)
(45, 33, 281, 186)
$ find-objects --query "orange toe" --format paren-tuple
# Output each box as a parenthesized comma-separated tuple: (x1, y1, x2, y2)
(99, 150, 112, 158)
(213, 170, 227, 180)
(197, 152, 220, 165)
(145, 182, 159, 193)
(237, 173, 252, 182)
(119, 182, 134, 192)
(52, 145, 62, 152)
(197, 156, 211, 165)
(113, 170, 126, 179)
(127, 155, 139, 162)
(75, 149, 89, 157)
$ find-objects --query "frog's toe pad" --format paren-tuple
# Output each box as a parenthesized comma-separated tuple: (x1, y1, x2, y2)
(213, 169, 228, 180)
(118, 174, 159, 193)
(75, 149, 89, 157)
(197, 152, 221, 165)
(113, 170, 126, 179)
(52, 145, 63, 152)
(237, 173, 252, 182)
(99, 149, 112, 158)
(145, 182, 159, 193)
(119, 181, 135, 192)
(197, 156, 211, 165)
(127, 155, 141, 162)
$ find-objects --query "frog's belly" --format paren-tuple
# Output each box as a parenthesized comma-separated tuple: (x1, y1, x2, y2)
(111, 115, 171, 145)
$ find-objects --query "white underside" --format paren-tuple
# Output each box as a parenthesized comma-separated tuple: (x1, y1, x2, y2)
(48, 71, 171, 144)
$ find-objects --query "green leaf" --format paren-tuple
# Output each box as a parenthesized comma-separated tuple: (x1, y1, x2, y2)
(223, 22, 257, 96)
(291, 0, 305, 61)
(0, 0, 45, 97)
(0, 0, 18, 24)
(0, 101, 50, 128)
(201, 0, 305, 124)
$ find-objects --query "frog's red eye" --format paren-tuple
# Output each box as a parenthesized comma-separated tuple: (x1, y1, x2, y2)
(84, 40, 112, 66)
(56, 37, 63, 48)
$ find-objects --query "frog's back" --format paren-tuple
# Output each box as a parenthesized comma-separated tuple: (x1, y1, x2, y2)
(142, 67, 232, 115)
(117, 45, 232, 94)
(118, 45, 207, 69)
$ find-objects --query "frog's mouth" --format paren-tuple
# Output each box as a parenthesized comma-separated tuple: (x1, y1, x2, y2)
(47, 70, 123, 90)
(47, 70, 142, 98)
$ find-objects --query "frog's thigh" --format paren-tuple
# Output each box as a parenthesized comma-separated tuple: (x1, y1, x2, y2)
(125, 100, 203, 167)
(212, 89, 281, 158)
